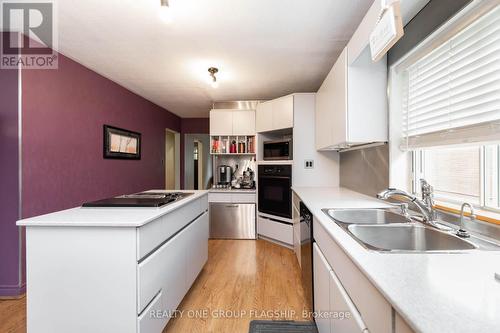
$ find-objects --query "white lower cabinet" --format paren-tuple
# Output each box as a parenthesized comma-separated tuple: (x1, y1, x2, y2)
(329, 268, 367, 333)
(137, 211, 209, 333)
(313, 243, 332, 333)
(138, 290, 167, 333)
(313, 243, 367, 333)
(257, 215, 293, 246)
(186, 212, 209, 288)
(313, 220, 418, 333)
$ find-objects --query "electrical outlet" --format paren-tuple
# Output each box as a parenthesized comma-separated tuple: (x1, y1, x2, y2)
(304, 160, 314, 169)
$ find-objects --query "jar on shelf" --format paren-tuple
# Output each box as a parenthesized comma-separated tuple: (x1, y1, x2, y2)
(238, 141, 246, 153)
(230, 140, 237, 154)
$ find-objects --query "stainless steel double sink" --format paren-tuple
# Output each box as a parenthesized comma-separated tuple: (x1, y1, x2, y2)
(322, 208, 499, 252)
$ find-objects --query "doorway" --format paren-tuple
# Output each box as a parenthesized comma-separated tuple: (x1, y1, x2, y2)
(184, 134, 212, 190)
(165, 129, 180, 190)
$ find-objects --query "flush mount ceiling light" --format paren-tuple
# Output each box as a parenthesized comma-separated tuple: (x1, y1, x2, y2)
(159, 0, 172, 23)
(208, 67, 219, 88)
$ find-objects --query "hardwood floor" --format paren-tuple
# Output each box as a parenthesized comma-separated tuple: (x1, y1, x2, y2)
(164, 239, 310, 333)
(0, 239, 310, 333)
(0, 295, 26, 333)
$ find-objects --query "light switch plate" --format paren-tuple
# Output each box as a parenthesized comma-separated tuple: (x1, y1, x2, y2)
(304, 160, 314, 169)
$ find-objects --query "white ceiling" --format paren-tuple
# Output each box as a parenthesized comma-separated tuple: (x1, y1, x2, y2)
(54, 0, 429, 118)
(55, 0, 375, 118)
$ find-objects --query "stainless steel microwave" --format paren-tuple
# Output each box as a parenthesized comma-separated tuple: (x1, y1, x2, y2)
(263, 139, 292, 160)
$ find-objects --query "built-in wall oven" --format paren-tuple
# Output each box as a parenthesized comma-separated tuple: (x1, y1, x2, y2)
(258, 165, 292, 219)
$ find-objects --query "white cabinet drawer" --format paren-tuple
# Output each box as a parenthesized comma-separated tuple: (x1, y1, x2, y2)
(137, 197, 204, 260)
(185, 212, 209, 288)
(395, 313, 415, 333)
(137, 290, 168, 333)
(314, 220, 391, 333)
(208, 192, 232, 202)
(209, 192, 255, 203)
(137, 224, 187, 314)
(329, 269, 367, 333)
(258, 216, 293, 245)
(313, 243, 332, 333)
(231, 193, 256, 203)
(138, 212, 208, 316)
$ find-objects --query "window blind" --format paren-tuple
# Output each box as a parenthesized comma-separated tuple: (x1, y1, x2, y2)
(401, 4, 500, 148)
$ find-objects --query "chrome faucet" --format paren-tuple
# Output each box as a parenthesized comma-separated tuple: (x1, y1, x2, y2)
(377, 182, 441, 229)
(420, 179, 436, 220)
(456, 203, 475, 238)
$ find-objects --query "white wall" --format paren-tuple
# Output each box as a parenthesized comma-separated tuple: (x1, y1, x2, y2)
(294, 93, 339, 187)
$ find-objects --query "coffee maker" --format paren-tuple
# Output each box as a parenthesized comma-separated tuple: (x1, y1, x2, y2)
(218, 165, 233, 185)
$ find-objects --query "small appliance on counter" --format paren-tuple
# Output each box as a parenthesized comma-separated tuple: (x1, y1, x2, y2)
(217, 165, 233, 185)
(240, 168, 255, 189)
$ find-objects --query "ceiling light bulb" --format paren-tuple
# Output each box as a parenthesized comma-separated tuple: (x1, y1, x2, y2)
(208, 67, 219, 88)
(159, 0, 172, 23)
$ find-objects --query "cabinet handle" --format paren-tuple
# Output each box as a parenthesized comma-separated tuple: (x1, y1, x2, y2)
(226, 204, 239, 208)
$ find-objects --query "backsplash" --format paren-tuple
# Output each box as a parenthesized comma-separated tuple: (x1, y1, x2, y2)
(339, 144, 389, 197)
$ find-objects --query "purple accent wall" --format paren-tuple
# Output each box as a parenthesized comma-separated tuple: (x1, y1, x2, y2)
(0, 34, 22, 296)
(21, 52, 181, 219)
(0, 49, 181, 297)
(180, 118, 209, 188)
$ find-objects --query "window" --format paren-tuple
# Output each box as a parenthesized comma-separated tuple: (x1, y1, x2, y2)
(389, 2, 500, 219)
(401, 3, 500, 148)
(413, 144, 500, 212)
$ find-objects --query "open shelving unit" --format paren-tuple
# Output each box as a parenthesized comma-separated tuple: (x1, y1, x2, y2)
(210, 135, 256, 155)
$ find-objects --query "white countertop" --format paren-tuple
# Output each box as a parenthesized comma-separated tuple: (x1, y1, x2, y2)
(17, 190, 208, 228)
(293, 186, 500, 333)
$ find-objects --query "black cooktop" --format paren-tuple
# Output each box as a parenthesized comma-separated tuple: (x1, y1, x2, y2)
(82, 192, 193, 208)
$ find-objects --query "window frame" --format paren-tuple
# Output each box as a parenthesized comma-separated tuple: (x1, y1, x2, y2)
(412, 145, 500, 215)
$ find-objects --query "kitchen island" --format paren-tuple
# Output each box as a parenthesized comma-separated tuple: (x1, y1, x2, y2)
(17, 190, 209, 333)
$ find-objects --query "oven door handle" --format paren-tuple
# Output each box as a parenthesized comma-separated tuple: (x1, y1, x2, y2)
(258, 176, 291, 180)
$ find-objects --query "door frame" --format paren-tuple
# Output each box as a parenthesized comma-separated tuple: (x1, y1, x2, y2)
(165, 129, 181, 190)
(194, 139, 204, 190)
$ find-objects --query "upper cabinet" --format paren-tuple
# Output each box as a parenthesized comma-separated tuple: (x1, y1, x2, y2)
(210, 109, 256, 136)
(256, 95, 294, 133)
(315, 0, 388, 151)
(232, 110, 256, 136)
(315, 48, 348, 151)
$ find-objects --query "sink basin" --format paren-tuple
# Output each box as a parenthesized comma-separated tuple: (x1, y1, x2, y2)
(323, 208, 409, 225)
(347, 224, 476, 252)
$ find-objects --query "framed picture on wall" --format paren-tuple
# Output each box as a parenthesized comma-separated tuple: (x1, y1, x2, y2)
(103, 125, 141, 160)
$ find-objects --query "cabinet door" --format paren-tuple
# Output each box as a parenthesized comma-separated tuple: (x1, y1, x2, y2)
(329, 269, 367, 333)
(272, 95, 294, 130)
(313, 243, 331, 333)
(330, 48, 348, 146)
(292, 203, 301, 265)
(256, 101, 273, 133)
(315, 67, 334, 150)
(232, 110, 256, 135)
(395, 313, 415, 333)
(186, 212, 209, 288)
(210, 110, 233, 135)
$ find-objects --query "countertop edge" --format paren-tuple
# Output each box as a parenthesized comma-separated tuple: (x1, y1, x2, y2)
(16, 190, 209, 228)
